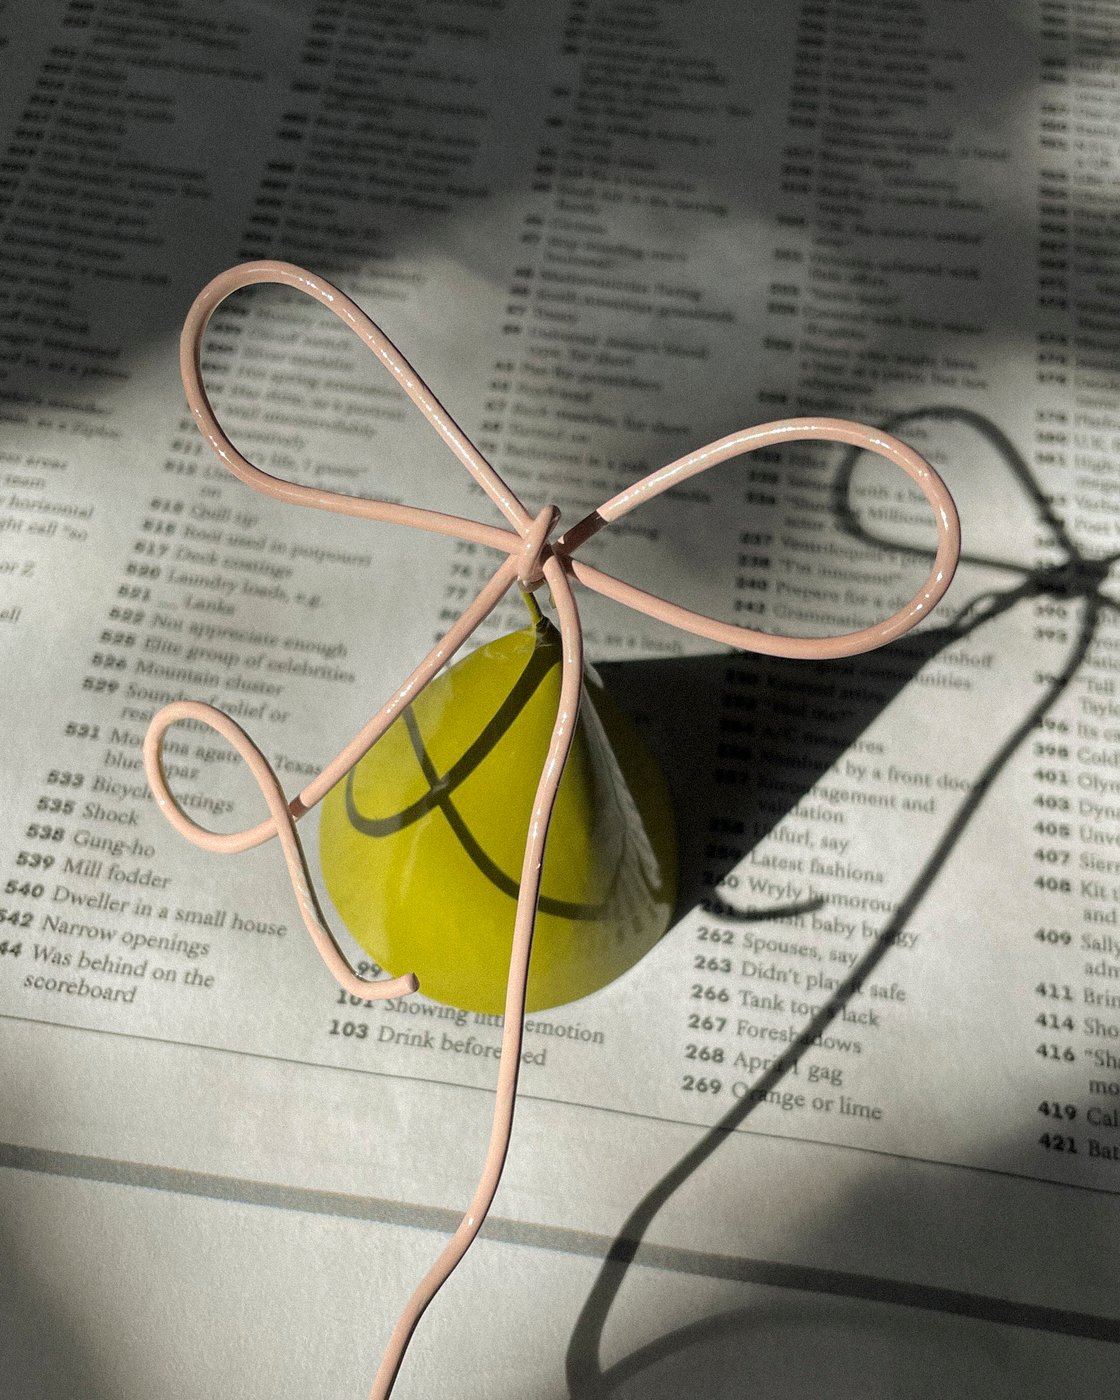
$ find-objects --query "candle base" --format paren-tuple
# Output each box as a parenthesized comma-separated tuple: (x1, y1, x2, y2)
(320, 608, 678, 1015)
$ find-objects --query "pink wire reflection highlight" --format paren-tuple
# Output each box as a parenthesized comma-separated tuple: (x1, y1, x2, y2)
(143, 261, 961, 1400)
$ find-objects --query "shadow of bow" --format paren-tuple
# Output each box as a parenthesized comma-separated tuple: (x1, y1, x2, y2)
(566, 406, 1119, 1396)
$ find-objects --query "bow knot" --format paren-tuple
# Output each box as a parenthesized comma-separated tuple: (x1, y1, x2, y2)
(516, 503, 561, 588)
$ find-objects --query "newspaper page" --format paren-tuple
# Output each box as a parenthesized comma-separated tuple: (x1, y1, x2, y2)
(0, 1, 1117, 1397)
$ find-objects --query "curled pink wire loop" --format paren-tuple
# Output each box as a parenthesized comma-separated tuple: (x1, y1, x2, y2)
(143, 261, 961, 1400)
(143, 700, 419, 1004)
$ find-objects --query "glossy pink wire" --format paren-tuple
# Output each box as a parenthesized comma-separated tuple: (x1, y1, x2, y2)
(142, 261, 961, 1399)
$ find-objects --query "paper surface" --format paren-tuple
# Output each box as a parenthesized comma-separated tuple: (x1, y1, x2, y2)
(0, 2, 1117, 1396)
